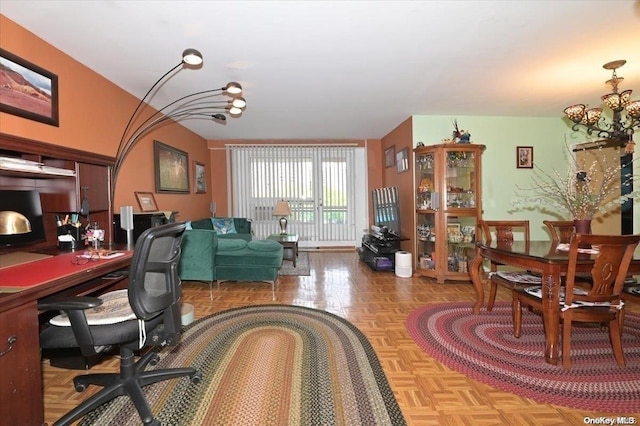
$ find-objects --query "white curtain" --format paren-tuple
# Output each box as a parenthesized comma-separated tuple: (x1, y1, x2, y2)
(227, 144, 365, 247)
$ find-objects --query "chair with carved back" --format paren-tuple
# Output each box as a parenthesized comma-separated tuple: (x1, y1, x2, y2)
(512, 233, 640, 369)
(543, 220, 576, 244)
(478, 220, 539, 311)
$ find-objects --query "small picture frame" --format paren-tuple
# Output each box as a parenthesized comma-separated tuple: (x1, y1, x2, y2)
(194, 161, 206, 194)
(396, 148, 409, 173)
(384, 146, 395, 168)
(0, 48, 59, 126)
(517, 146, 533, 169)
(134, 191, 159, 212)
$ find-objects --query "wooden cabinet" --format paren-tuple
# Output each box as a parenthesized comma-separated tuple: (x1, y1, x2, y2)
(0, 133, 115, 251)
(0, 301, 43, 425)
(414, 143, 485, 283)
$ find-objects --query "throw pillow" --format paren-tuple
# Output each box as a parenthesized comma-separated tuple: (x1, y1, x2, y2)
(211, 217, 237, 234)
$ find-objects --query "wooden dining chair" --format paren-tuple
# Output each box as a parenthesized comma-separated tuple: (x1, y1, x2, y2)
(543, 220, 576, 243)
(478, 220, 537, 311)
(512, 233, 640, 369)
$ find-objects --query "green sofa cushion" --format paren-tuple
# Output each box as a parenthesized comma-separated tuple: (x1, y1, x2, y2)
(215, 247, 283, 268)
(218, 239, 247, 251)
(247, 240, 282, 252)
(232, 218, 251, 234)
(178, 229, 216, 281)
(190, 218, 214, 230)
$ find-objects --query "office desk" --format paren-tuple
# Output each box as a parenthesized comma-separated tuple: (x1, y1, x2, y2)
(0, 249, 133, 426)
(469, 240, 640, 366)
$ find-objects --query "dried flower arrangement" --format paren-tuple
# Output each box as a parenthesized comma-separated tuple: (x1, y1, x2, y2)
(512, 142, 639, 220)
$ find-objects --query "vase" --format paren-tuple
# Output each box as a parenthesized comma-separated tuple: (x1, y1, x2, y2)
(573, 219, 592, 248)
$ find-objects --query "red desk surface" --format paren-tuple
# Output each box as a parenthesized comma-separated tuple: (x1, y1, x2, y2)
(0, 251, 133, 292)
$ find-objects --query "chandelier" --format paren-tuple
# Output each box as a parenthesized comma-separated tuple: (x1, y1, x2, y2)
(112, 48, 247, 193)
(564, 60, 640, 154)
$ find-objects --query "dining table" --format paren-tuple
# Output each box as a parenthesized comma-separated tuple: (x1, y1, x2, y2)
(469, 240, 640, 366)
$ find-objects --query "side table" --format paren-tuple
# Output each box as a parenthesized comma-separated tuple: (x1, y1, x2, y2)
(268, 234, 299, 267)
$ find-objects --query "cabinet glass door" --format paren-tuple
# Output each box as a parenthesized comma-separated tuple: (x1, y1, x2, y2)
(445, 151, 476, 209)
(417, 212, 436, 271)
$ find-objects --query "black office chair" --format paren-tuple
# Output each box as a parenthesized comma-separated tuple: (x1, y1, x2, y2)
(38, 222, 200, 426)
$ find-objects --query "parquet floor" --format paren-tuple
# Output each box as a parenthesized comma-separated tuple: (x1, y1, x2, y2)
(42, 250, 640, 425)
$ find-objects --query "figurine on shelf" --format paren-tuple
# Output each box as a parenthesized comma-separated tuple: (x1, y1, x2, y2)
(452, 119, 471, 144)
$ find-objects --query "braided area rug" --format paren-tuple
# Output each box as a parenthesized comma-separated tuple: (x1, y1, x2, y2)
(406, 302, 640, 412)
(80, 304, 406, 425)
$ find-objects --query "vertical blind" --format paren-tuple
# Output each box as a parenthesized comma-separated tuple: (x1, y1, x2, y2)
(227, 144, 357, 246)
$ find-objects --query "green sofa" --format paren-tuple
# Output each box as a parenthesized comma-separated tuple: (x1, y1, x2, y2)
(178, 227, 283, 298)
(187, 217, 253, 241)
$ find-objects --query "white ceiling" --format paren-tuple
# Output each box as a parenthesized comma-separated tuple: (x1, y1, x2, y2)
(2, 1, 640, 140)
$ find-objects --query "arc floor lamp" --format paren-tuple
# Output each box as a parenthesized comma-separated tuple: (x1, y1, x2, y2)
(110, 48, 247, 226)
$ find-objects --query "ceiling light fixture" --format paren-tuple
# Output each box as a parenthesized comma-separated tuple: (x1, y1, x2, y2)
(111, 48, 247, 199)
(564, 60, 639, 154)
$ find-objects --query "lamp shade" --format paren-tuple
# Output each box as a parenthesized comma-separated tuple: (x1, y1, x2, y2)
(0, 211, 32, 235)
(273, 200, 291, 216)
(182, 48, 203, 66)
(224, 82, 243, 95)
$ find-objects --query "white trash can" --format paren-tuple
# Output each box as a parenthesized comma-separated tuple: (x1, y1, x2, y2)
(395, 251, 412, 278)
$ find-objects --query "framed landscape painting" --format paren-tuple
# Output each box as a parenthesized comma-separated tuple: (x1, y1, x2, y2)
(154, 141, 190, 193)
(0, 48, 59, 126)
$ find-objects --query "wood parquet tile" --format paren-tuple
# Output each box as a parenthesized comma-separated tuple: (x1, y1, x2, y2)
(42, 250, 640, 425)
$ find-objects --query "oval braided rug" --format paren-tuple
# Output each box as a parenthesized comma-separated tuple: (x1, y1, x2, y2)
(80, 304, 406, 425)
(406, 302, 640, 412)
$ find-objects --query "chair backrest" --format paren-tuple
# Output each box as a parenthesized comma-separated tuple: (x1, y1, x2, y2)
(478, 220, 530, 245)
(128, 222, 186, 343)
(543, 220, 575, 243)
(564, 234, 640, 307)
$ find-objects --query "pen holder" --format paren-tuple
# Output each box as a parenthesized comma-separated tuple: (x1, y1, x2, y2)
(57, 224, 85, 250)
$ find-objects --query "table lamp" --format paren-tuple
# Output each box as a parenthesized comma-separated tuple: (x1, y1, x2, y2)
(273, 200, 291, 235)
(0, 211, 32, 235)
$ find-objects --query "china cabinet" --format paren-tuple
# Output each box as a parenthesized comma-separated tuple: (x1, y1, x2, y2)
(414, 143, 485, 283)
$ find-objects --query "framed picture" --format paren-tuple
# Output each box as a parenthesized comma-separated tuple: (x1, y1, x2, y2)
(384, 146, 395, 168)
(0, 48, 59, 126)
(194, 161, 207, 194)
(396, 148, 409, 173)
(446, 222, 461, 242)
(517, 146, 533, 169)
(134, 191, 159, 212)
(154, 140, 190, 193)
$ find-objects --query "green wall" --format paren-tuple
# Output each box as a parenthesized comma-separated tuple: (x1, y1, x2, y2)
(411, 115, 638, 240)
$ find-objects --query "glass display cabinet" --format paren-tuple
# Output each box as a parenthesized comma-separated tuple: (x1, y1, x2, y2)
(414, 143, 485, 283)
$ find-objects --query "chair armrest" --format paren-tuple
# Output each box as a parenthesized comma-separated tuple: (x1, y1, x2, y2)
(38, 296, 103, 312)
(39, 296, 104, 356)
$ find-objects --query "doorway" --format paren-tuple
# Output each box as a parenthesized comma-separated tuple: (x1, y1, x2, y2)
(228, 145, 367, 248)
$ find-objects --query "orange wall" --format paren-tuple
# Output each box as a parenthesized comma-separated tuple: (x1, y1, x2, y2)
(0, 15, 211, 222)
(380, 117, 414, 251)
